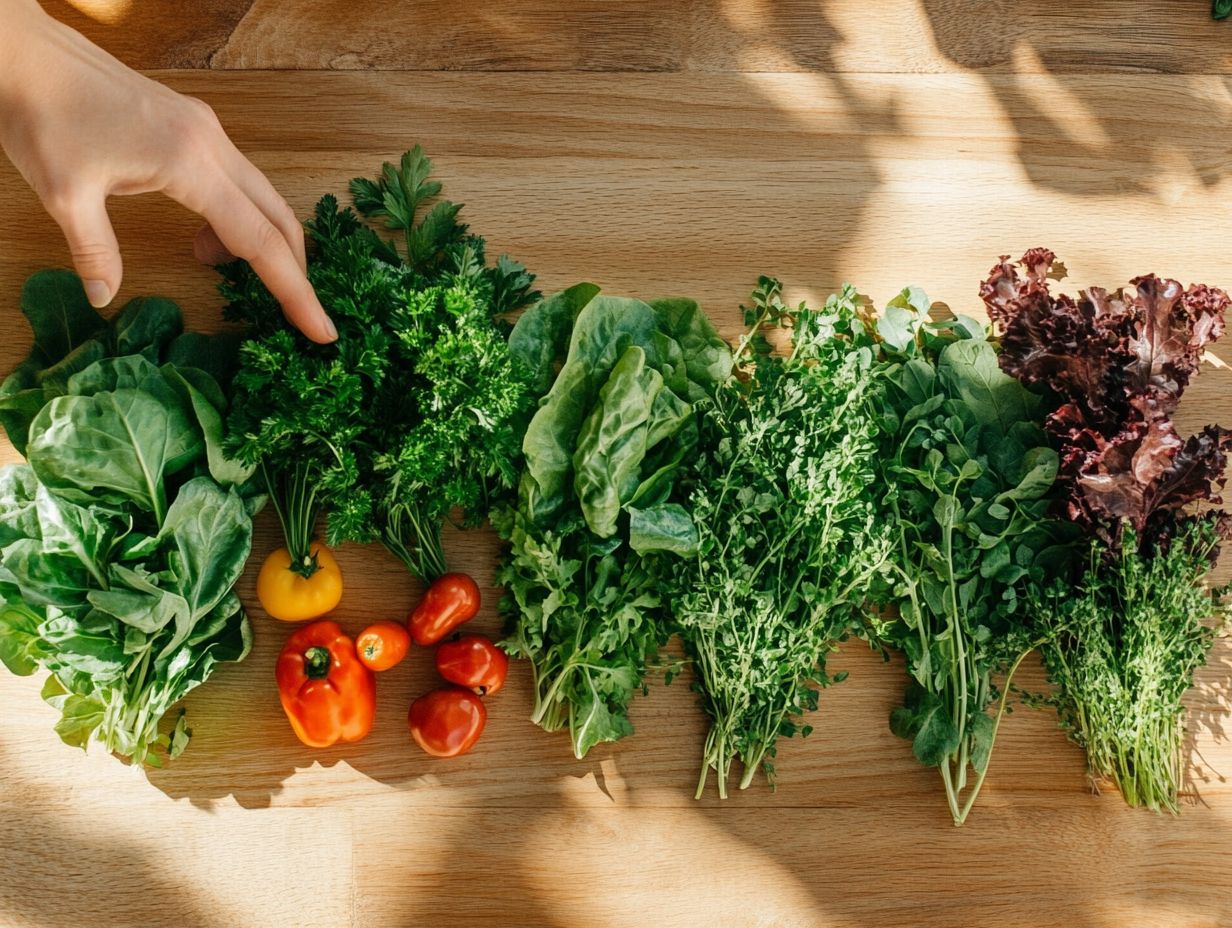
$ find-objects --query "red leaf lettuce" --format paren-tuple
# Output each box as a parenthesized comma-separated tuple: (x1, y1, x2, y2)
(980, 248, 1231, 550)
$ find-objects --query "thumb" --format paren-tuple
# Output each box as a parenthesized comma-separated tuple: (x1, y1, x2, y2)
(47, 192, 123, 309)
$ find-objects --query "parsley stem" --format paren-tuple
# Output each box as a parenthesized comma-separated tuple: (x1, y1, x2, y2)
(262, 459, 322, 578)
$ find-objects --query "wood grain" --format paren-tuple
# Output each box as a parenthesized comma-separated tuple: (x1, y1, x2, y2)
(2, 69, 1232, 928)
(39, 0, 1232, 73)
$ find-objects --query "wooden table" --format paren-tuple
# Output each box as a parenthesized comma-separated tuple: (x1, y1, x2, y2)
(3, 3, 1232, 926)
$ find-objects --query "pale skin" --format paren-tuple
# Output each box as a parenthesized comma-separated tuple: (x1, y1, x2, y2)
(0, 0, 337, 342)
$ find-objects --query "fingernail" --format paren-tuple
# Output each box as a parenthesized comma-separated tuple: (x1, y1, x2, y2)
(83, 279, 112, 309)
(322, 315, 338, 342)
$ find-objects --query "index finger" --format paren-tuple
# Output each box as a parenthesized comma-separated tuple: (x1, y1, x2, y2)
(180, 177, 336, 344)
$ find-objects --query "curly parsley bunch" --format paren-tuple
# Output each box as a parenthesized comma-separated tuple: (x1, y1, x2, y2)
(222, 147, 538, 582)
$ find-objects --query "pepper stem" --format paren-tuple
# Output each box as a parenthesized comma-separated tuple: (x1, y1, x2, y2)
(304, 647, 332, 679)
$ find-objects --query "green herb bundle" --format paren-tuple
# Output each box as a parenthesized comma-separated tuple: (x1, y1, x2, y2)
(0, 271, 255, 766)
(222, 147, 538, 581)
(498, 284, 732, 758)
(1036, 523, 1228, 811)
(869, 290, 1072, 825)
(665, 279, 894, 797)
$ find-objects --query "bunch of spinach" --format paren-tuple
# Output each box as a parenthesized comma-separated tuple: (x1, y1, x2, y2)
(983, 249, 1232, 810)
(664, 279, 894, 797)
(0, 271, 255, 766)
(868, 289, 1073, 825)
(497, 284, 732, 759)
(222, 147, 539, 581)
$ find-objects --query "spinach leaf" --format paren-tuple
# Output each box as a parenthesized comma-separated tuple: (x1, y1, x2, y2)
(0, 602, 48, 676)
(509, 282, 601, 394)
(499, 284, 733, 759)
(0, 273, 256, 767)
(0, 271, 198, 454)
(572, 347, 664, 538)
(157, 478, 252, 623)
(27, 388, 202, 524)
(19, 269, 108, 365)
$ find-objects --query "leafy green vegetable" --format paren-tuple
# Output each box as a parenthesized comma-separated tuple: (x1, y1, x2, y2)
(868, 299, 1073, 825)
(0, 271, 231, 456)
(224, 147, 538, 581)
(498, 284, 731, 759)
(1034, 521, 1228, 812)
(984, 249, 1232, 812)
(28, 383, 202, 524)
(664, 279, 894, 797)
(0, 271, 255, 766)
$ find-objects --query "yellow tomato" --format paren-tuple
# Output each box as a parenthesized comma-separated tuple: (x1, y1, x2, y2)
(256, 544, 343, 622)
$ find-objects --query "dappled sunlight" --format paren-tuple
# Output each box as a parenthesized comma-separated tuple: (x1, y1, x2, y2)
(1009, 44, 1111, 151)
(2, 2, 1232, 926)
(520, 789, 826, 928)
(61, 0, 132, 26)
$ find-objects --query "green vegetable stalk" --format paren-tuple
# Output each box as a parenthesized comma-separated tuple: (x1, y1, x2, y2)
(1036, 522, 1229, 812)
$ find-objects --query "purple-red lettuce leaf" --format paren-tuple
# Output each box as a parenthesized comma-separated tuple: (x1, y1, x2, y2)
(981, 250, 1231, 550)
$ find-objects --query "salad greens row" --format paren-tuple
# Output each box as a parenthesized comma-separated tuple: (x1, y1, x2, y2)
(498, 249, 1230, 823)
(0, 146, 1225, 825)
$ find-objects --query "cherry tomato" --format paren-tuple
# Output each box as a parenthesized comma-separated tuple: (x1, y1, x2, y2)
(257, 543, 343, 622)
(355, 621, 411, 672)
(408, 687, 487, 758)
(435, 634, 509, 696)
(408, 572, 481, 645)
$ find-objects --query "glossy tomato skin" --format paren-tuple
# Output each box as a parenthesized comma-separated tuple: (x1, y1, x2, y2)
(435, 634, 509, 695)
(408, 572, 481, 645)
(408, 687, 487, 758)
(356, 621, 411, 671)
(257, 544, 343, 622)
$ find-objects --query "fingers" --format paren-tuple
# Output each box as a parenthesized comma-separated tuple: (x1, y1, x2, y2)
(45, 189, 122, 308)
(225, 152, 307, 273)
(194, 176, 336, 344)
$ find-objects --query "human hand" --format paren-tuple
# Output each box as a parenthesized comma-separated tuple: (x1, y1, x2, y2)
(0, 0, 336, 342)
